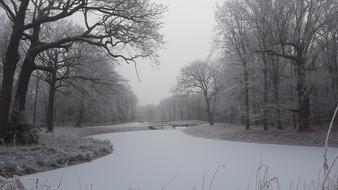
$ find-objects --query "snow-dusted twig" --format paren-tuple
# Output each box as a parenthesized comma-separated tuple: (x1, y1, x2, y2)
(255, 164, 280, 190)
(322, 105, 338, 190)
(208, 164, 225, 190)
(57, 161, 69, 188)
(202, 173, 205, 190)
(323, 106, 338, 168)
(161, 173, 179, 190)
(74, 168, 83, 190)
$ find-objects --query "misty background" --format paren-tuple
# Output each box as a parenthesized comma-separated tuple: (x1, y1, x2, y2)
(118, 0, 221, 106)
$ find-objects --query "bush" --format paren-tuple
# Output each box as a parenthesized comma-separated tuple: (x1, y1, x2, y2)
(3, 122, 41, 145)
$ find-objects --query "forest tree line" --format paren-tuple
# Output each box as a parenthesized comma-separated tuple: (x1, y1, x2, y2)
(0, 0, 165, 144)
(139, 0, 338, 132)
(214, 0, 338, 131)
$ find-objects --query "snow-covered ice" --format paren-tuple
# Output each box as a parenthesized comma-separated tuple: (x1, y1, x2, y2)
(22, 130, 338, 190)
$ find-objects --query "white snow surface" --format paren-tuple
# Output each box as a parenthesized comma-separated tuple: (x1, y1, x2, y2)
(21, 130, 338, 190)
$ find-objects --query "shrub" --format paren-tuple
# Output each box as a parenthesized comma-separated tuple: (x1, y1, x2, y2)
(3, 122, 41, 145)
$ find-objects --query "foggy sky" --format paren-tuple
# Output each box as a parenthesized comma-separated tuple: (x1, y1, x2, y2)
(117, 0, 222, 106)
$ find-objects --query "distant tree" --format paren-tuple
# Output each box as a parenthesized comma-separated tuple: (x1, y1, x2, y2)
(157, 94, 206, 122)
(135, 105, 157, 122)
(174, 60, 223, 125)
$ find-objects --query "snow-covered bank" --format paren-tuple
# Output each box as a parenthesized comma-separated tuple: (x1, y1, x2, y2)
(0, 127, 112, 178)
(0, 122, 156, 178)
(184, 123, 338, 147)
(21, 130, 338, 190)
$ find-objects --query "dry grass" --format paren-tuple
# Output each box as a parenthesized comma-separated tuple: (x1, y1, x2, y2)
(0, 127, 112, 178)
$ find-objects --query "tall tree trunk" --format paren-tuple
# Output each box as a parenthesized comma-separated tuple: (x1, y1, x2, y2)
(263, 57, 269, 130)
(272, 75, 283, 129)
(296, 60, 311, 131)
(167, 103, 171, 121)
(75, 97, 85, 127)
(180, 101, 185, 120)
(243, 61, 250, 130)
(11, 54, 35, 123)
(172, 103, 176, 121)
(46, 72, 56, 132)
(33, 77, 39, 124)
(0, 0, 30, 140)
(290, 86, 297, 129)
(11, 21, 41, 124)
(205, 98, 214, 126)
(252, 89, 259, 126)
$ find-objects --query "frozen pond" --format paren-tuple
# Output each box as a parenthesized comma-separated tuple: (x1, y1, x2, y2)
(22, 130, 338, 190)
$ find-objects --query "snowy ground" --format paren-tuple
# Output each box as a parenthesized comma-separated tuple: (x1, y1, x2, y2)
(184, 123, 338, 147)
(0, 127, 112, 178)
(21, 130, 338, 190)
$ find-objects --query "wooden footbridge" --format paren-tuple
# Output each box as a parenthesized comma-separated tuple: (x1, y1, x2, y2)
(147, 121, 205, 130)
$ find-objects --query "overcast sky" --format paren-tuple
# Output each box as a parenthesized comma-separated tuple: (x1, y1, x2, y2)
(117, 0, 222, 106)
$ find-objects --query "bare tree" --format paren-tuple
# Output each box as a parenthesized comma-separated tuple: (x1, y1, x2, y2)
(37, 44, 116, 132)
(54, 63, 135, 127)
(215, 1, 252, 129)
(174, 60, 223, 126)
(36, 46, 83, 132)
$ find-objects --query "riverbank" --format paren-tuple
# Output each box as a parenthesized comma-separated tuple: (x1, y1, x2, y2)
(0, 127, 108, 178)
(2, 122, 337, 178)
(0, 123, 157, 178)
(184, 123, 338, 147)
